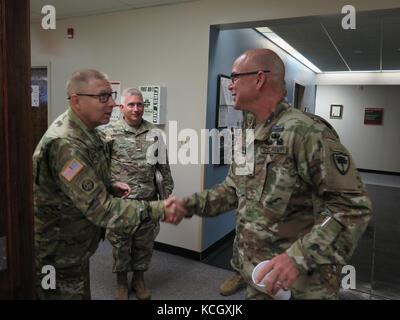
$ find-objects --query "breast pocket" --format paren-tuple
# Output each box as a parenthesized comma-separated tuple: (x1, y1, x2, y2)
(259, 154, 298, 216)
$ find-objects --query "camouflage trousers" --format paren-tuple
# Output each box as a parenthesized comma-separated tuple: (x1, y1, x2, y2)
(36, 260, 91, 300)
(230, 231, 241, 273)
(106, 218, 160, 273)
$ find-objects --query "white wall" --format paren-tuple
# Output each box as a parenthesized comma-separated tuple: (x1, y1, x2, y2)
(315, 84, 400, 173)
(31, 0, 400, 252)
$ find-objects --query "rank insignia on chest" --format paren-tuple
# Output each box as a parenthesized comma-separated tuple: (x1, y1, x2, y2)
(90, 152, 100, 165)
(332, 152, 350, 175)
(261, 145, 288, 154)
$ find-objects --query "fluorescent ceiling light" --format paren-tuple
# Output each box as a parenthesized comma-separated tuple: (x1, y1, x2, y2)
(256, 27, 322, 73)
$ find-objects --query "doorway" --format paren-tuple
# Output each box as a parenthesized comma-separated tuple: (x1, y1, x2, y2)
(293, 81, 306, 111)
(31, 67, 49, 153)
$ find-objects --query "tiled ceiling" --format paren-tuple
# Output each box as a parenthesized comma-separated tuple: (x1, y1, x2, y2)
(259, 8, 400, 72)
(30, 0, 197, 22)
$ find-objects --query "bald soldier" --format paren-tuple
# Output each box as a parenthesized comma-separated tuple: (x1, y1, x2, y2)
(175, 49, 372, 299)
(33, 69, 186, 300)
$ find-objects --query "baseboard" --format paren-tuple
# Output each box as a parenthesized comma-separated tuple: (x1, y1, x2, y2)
(358, 168, 400, 176)
(154, 241, 201, 260)
(154, 230, 235, 261)
(200, 230, 235, 260)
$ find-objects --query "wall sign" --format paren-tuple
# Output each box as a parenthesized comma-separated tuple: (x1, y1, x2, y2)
(364, 108, 384, 125)
(139, 86, 166, 125)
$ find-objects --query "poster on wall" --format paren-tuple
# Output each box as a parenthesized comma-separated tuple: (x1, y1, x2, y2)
(364, 108, 384, 125)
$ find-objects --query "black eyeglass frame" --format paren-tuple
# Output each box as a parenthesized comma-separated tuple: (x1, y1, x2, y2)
(68, 91, 117, 103)
(230, 70, 270, 82)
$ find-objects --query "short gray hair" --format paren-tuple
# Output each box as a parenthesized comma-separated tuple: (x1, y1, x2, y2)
(66, 69, 109, 97)
(121, 87, 143, 105)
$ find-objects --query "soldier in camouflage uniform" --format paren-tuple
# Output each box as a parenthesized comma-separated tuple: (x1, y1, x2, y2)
(101, 88, 174, 300)
(180, 49, 372, 299)
(33, 69, 185, 300)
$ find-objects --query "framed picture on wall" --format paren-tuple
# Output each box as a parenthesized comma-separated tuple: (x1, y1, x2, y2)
(330, 104, 343, 119)
(364, 108, 384, 125)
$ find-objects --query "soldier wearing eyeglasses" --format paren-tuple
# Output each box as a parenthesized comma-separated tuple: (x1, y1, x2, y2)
(180, 49, 372, 299)
(33, 69, 185, 299)
(101, 88, 174, 300)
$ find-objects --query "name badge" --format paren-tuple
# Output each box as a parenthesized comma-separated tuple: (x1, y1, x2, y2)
(261, 146, 288, 154)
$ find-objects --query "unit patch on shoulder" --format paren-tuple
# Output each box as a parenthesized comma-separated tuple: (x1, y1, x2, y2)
(332, 152, 350, 175)
(81, 179, 95, 192)
(61, 159, 84, 182)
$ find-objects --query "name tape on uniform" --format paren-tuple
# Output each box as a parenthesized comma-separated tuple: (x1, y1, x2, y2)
(261, 146, 288, 154)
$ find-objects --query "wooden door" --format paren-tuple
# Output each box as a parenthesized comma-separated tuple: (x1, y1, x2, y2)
(0, 0, 35, 299)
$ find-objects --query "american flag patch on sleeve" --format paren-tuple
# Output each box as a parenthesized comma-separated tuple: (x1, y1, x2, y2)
(61, 158, 84, 182)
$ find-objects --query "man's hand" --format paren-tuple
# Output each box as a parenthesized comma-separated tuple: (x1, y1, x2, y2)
(255, 252, 300, 296)
(111, 182, 131, 199)
(162, 197, 187, 225)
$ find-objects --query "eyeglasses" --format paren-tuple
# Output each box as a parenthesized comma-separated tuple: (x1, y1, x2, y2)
(126, 102, 145, 109)
(68, 91, 117, 103)
(230, 70, 270, 83)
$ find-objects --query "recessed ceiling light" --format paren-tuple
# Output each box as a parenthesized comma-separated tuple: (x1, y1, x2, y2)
(255, 27, 322, 73)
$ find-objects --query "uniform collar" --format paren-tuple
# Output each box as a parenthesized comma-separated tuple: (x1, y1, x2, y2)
(68, 107, 104, 147)
(254, 99, 289, 141)
(119, 117, 151, 136)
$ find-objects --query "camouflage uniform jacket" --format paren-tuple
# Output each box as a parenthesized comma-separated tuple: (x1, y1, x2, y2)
(101, 118, 174, 200)
(183, 99, 372, 295)
(33, 108, 164, 269)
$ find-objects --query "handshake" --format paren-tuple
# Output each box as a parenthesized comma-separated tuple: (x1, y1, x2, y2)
(112, 182, 188, 226)
(162, 197, 188, 225)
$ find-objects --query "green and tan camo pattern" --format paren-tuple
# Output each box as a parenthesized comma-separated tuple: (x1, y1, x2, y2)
(183, 100, 372, 299)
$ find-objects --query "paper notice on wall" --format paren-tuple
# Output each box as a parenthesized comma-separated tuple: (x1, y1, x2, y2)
(31, 85, 40, 107)
(110, 81, 121, 121)
(219, 77, 234, 106)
